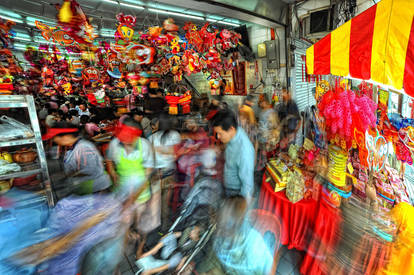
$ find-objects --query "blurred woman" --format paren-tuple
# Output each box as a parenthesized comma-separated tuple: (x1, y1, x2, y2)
(42, 122, 111, 196)
(148, 113, 181, 231)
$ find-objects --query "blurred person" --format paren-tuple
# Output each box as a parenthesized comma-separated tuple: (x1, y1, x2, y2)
(257, 93, 279, 168)
(212, 110, 254, 202)
(213, 196, 274, 275)
(239, 95, 256, 127)
(59, 101, 69, 114)
(45, 108, 59, 128)
(148, 113, 181, 231)
(136, 222, 206, 275)
(1, 191, 126, 275)
(380, 202, 414, 274)
(84, 116, 100, 137)
(38, 103, 49, 121)
(68, 109, 80, 126)
(150, 117, 159, 134)
(79, 115, 89, 126)
(76, 104, 90, 116)
(131, 109, 152, 138)
(182, 118, 209, 150)
(42, 122, 111, 196)
(105, 118, 157, 257)
(144, 89, 167, 118)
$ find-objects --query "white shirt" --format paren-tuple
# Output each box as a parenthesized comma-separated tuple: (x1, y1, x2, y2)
(148, 130, 181, 169)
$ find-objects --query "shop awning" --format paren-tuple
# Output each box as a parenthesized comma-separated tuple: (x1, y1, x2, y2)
(306, 0, 414, 97)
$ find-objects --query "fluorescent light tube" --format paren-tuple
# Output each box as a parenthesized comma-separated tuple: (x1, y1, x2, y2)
(148, 8, 204, 20)
(218, 21, 240, 27)
(0, 15, 23, 23)
(120, 2, 144, 9)
(26, 16, 55, 26)
(100, 33, 114, 37)
(207, 18, 240, 27)
(14, 37, 31, 42)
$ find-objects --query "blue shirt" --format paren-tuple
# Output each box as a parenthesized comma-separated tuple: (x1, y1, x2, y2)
(214, 221, 273, 275)
(223, 127, 255, 199)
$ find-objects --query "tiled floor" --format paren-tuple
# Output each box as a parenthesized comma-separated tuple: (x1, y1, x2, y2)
(120, 244, 303, 275)
(276, 246, 304, 275)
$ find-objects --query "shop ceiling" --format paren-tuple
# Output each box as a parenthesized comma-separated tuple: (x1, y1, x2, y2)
(0, 0, 289, 34)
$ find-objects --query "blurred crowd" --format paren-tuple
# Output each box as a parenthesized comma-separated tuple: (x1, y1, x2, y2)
(1, 89, 413, 275)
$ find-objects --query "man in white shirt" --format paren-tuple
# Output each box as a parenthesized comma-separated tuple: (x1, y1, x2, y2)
(76, 104, 91, 116)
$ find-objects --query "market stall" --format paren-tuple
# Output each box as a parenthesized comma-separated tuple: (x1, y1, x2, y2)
(258, 0, 414, 274)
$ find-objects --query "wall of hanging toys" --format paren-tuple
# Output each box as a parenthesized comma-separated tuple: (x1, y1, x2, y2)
(0, 0, 244, 115)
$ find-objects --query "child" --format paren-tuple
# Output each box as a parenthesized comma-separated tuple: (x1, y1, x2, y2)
(136, 222, 206, 275)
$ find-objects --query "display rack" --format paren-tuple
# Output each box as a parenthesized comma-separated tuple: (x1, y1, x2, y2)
(0, 95, 54, 206)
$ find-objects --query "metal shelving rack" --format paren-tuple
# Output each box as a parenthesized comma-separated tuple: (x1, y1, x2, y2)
(0, 95, 54, 206)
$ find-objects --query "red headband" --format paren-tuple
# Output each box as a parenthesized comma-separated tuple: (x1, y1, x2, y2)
(42, 128, 79, 140)
(116, 123, 142, 143)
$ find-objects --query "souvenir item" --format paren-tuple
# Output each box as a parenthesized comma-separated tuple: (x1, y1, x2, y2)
(318, 86, 377, 149)
(265, 158, 289, 192)
(315, 80, 329, 101)
(124, 43, 155, 65)
(82, 67, 100, 83)
(58, 0, 96, 45)
(163, 18, 179, 33)
(286, 168, 305, 203)
(183, 22, 202, 52)
(115, 13, 136, 42)
(13, 150, 37, 163)
(35, 21, 75, 46)
(178, 91, 192, 114)
(365, 129, 389, 172)
(0, 20, 15, 48)
(327, 145, 347, 187)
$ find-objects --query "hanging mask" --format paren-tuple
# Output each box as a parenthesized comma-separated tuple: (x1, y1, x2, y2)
(125, 43, 155, 65)
(82, 67, 99, 82)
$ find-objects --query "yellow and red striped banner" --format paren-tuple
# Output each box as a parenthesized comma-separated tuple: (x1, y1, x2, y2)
(306, 0, 414, 97)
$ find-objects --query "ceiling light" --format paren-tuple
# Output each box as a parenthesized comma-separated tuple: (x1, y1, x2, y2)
(218, 21, 240, 27)
(0, 15, 23, 23)
(207, 18, 240, 27)
(120, 2, 144, 9)
(148, 8, 204, 20)
(102, 0, 118, 4)
(100, 32, 114, 37)
(26, 16, 55, 26)
(14, 37, 31, 42)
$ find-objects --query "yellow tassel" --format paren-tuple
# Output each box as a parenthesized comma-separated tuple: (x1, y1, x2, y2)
(59, 1, 73, 23)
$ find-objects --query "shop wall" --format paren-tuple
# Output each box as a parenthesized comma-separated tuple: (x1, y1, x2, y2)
(187, 23, 288, 97)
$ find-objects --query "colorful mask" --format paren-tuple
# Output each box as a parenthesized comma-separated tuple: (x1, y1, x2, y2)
(82, 67, 99, 82)
(124, 43, 155, 65)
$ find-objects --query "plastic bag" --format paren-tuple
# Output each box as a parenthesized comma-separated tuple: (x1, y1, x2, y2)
(0, 116, 33, 141)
